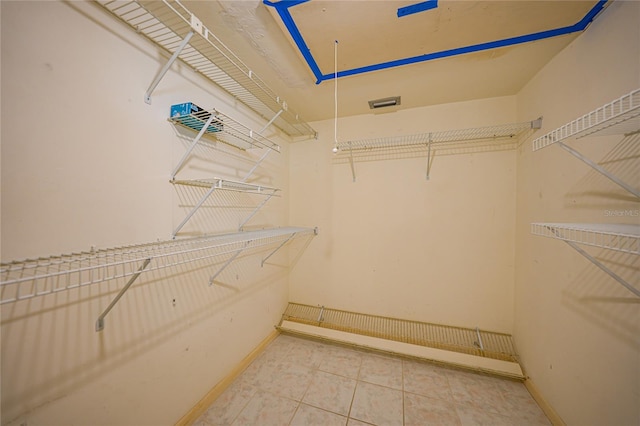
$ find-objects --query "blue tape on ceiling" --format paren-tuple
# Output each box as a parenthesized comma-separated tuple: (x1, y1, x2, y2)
(265, 0, 609, 83)
(263, 0, 324, 83)
(397, 1, 438, 18)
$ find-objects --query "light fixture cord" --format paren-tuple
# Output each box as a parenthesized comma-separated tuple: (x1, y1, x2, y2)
(334, 40, 338, 152)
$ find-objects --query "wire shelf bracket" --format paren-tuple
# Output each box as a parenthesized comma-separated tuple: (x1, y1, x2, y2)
(96, 0, 316, 138)
(96, 257, 151, 331)
(532, 88, 640, 198)
(170, 113, 218, 180)
(531, 223, 640, 297)
(209, 241, 249, 285)
(145, 29, 194, 104)
(334, 119, 540, 182)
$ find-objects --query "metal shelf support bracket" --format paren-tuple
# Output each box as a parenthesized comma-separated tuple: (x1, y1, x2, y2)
(145, 30, 194, 104)
(241, 109, 283, 182)
(95, 258, 152, 332)
(239, 193, 276, 231)
(171, 113, 217, 180)
(261, 233, 295, 267)
(348, 142, 356, 182)
(426, 133, 433, 180)
(564, 239, 640, 297)
(209, 241, 250, 285)
(557, 142, 640, 198)
(172, 184, 218, 238)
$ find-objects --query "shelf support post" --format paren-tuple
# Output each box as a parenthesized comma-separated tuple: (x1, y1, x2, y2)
(348, 142, 356, 182)
(172, 184, 218, 238)
(170, 113, 218, 180)
(474, 327, 484, 350)
(426, 133, 432, 180)
(209, 241, 250, 285)
(95, 258, 151, 332)
(145, 30, 194, 104)
(557, 142, 640, 198)
(238, 193, 276, 231)
(261, 233, 296, 267)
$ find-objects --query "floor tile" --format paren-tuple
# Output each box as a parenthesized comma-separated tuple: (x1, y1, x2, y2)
(346, 419, 375, 426)
(500, 387, 552, 425)
(231, 390, 298, 426)
(318, 345, 363, 379)
(290, 403, 348, 426)
(455, 402, 515, 426)
(302, 370, 357, 416)
(403, 359, 453, 401)
(446, 369, 510, 417)
(358, 353, 403, 389)
(286, 338, 327, 368)
(196, 379, 257, 425)
(350, 381, 403, 426)
(404, 391, 462, 426)
(197, 334, 551, 426)
(259, 361, 314, 401)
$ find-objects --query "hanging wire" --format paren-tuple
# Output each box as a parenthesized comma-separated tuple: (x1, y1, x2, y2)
(332, 40, 339, 154)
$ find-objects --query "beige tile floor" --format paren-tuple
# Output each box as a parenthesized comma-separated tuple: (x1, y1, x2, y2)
(195, 333, 551, 426)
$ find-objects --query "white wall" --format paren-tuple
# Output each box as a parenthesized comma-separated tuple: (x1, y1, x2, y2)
(1, 1, 294, 424)
(515, 1, 640, 425)
(289, 96, 520, 333)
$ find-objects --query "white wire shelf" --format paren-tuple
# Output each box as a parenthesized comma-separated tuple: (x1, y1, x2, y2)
(333, 120, 540, 181)
(170, 178, 281, 237)
(531, 223, 640, 255)
(171, 178, 280, 195)
(0, 227, 317, 306)
(533, 88, 640, 151)
(97, 0, 316, 138)
(168, 109, 281, 152)
(531, 222, 640, 297)
(336, 121, 536, 152)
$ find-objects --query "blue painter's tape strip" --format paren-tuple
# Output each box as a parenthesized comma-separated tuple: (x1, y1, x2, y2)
(263, 0, 324, 83)
(397, 0, 438, 18)
(318, 0, 609, 82)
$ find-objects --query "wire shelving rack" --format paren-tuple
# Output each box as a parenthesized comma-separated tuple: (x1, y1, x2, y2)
(0, 227, 317, 329)
(531, 223, 639, 297)
(531, 223, 639, 255)
(169, 109, 281, 153)
(532, 88, 640, 198)
(533, 88, 640, 150)
(333, 120, 541, 181)
(96, 0, 316, 139)
(170, 178, 281, 237)
(530, 89, 640, 297)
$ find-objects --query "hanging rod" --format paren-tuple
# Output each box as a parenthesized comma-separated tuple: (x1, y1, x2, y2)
(0, 227, 317, 306)
(96, 0, 316, 138)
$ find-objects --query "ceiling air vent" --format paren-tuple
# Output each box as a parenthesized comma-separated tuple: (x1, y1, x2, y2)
(368, 96, 401, 110)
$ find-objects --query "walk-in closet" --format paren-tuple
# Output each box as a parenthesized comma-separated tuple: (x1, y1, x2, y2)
(1, 1, 638, 425)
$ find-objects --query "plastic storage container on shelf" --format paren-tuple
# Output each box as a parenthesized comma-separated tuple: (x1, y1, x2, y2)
(170, 102, 223, 133)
